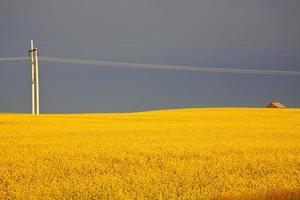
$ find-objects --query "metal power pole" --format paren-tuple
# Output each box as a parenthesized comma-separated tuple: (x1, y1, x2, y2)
(35, 46, 40, 115)
(29, 39, 40, 115)
(29, 40, 35, 115)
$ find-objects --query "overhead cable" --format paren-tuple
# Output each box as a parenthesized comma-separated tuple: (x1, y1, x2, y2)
(39, 56, 300, 76)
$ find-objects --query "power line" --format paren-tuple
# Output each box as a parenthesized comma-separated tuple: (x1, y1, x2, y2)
(2, 41, 299, 114)
(0, 57, 29, 61)
(1, 56, 300, 76)
(39, 56, 300, 76)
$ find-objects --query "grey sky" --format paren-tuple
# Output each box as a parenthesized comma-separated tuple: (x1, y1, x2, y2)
(0, 0, 299, 113)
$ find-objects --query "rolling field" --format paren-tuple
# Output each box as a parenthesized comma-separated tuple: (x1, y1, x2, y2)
(0, 108, 300, 199)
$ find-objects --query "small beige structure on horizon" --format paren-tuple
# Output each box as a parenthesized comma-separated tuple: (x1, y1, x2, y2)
(265, 100, 286, 108)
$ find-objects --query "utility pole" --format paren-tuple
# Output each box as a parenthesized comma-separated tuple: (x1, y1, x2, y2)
(35, 45, 40, 115)
(29, 39, 40, 115)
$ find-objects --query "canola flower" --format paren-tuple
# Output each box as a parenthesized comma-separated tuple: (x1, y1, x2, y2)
(0, 108, 300, 199)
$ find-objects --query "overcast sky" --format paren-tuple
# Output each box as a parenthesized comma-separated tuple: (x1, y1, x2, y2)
(0, 0, 299, 113)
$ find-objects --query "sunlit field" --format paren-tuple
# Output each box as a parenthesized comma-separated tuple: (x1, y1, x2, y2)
(0, 108, 300, 199)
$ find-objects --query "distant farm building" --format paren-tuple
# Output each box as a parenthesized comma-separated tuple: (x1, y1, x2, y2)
(265, 101, 286, 108)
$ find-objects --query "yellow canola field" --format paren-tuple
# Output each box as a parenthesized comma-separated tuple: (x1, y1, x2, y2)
(0, 108, 300, 199)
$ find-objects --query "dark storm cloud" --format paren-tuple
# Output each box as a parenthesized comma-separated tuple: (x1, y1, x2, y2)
(0, 0, 299, 112)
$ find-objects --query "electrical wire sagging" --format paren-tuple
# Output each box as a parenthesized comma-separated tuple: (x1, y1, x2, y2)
(1, 56, 300, 76)
(0, 57, 29, 61)
(39, 56, 300, 76)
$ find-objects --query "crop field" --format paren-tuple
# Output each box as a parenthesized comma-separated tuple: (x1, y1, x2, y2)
(0, 108, 300, 199)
